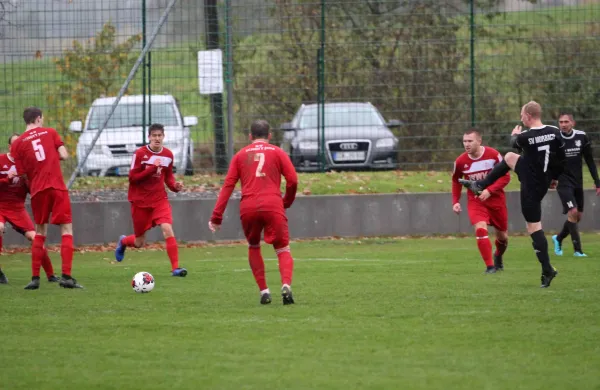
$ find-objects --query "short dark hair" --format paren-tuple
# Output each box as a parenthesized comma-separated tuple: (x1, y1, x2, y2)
(23, 107, 43, 125)
(558, 112, 574, 121)
(250, 120, 270, 139)
(464, 128, 482, 139)
(8, 133, 19, 145)
(148, 123, 164, 135)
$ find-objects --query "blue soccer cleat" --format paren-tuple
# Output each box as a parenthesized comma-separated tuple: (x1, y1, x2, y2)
(574, 252, 587, 257)
(552, 235, 563, 256)
(172, 267, 188, 277)
(115, 235, 127, 262)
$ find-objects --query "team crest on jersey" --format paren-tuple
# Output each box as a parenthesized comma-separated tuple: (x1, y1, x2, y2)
(575, 140, 581, 147)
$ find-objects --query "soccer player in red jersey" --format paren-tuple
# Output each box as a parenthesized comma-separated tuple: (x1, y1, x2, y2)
(114, 123, 187, 277)
(451, 129, 510, 273)
(209, 120, 298, 305)
(10, 107, 81, 289)
(0, 134, 60, 285)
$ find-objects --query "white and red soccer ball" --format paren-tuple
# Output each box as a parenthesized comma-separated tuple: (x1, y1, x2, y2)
(132, 271, 155, 293)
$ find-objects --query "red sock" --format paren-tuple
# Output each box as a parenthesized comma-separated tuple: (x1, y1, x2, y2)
(276, 246, 294, 286)
(32, 235, 46, 277)
(494, 238, 508, 257)
(0, 235, 3, 253)
(41, 247, 55, 277)
(248, 246, 267, 291)
(166, 237, 179, 271)
(123, 235, 136, 247)
(61, 234, 74, 276)
(476, 228, 494, 267)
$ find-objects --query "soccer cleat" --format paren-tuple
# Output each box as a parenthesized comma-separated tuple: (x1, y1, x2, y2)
(24, 277, 40, 290)
(458, 178, 483, 196)
(260, 292, 272, 305)
(574, 252, 588, 257)
(47, 275, 60, 283)
(115, 235, 127, 262)
(552, 235, 563, 256)
(172, 268, 187, 277)
(493, 254, 504, 271)
(485, 266, 497, 274)
(281, 285, 295, 305)
(540, 267, 558, 288)
(59, 276, 84, 289)
(0, 272, 8, 284)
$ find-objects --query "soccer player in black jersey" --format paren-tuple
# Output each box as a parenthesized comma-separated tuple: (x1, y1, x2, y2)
(551, 112, 600, 257)
(459, 101, 566, 288)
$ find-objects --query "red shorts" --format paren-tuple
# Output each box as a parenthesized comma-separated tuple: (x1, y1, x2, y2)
(241, 211, 289, 249)
(131, 200, 172, 237)
(0, 207, 35, 235)
(31, 189, 72, 225)
(468, 200, 508, 232)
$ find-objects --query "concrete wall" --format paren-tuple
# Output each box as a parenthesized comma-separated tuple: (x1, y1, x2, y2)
(3, 190, 599, 247)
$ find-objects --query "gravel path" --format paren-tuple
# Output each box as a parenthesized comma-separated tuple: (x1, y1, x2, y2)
(68, 189, 241, 202)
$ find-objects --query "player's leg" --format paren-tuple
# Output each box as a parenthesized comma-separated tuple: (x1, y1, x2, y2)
(0, 219, 4, 254)
(26, 191, 52, 290)
(159, 222, 186, 276)
(265, 212, 295, 305)
(570, 188, 586, 256)
(22, 230, 59, 282)
(115, 204, 151, 262)
(241, 212, 270, 304)
(467, 203, 495, 273)
(489, 204, 509, 271)
(553, 187, 574, 255)
(460, 152, 520, 194)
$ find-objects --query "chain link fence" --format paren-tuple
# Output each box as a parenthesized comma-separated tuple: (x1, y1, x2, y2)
(0, 0, 598, 177)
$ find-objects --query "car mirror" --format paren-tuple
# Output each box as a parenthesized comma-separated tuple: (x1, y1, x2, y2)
(69, 121, 83, 132)
(279, 122, 295, 131)
(183, 116, 198, 127)
(386, 119, 403, 128)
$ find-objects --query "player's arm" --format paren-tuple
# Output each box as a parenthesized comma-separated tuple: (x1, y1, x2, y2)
(582, 136, 600, 189)
(451, 161, 462, 205)
(128, 153, 157, 184)
(164, 159, 183, 192)
(210, 155, 240, 226)
(280, 150, 298, 209)
(52, 129, 69, 160)
(551, 133, 567, 180)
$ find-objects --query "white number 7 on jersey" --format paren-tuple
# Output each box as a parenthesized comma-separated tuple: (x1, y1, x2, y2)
(32, 139, 46, 162)
(537, 145, 549, 172)
(254, 153, 266, 177)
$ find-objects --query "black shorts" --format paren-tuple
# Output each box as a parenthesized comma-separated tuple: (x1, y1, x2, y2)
(515, 158, 552, 223)
(557, 186, 584, 214)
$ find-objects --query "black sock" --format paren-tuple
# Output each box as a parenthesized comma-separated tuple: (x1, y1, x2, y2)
(0, 268, 4, 276)
(478, 160, 510, 189)
(556, 220, 570, 242)
(566, 221, 582, 253)
(531, 230, 553, 274)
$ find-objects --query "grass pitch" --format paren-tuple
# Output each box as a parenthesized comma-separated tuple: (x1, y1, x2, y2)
(1, 235, 599, 390)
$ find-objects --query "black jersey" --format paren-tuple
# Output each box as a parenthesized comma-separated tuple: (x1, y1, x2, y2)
(557, 129, 600, 189)
(512, 125, 566, 183)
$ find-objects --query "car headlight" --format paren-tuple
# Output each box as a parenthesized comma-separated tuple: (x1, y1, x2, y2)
(375, 138, 396, 148)
(298, 141, 319, 151)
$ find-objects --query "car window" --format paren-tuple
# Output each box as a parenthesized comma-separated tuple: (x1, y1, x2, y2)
(298, 106, 385, 129)
(87, 103, 179, 130)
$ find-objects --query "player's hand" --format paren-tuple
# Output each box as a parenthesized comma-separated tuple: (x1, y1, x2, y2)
(174, 181, 184, 192)
(549, 180, 558, 190)
(511, 125, 522, 135)
(478, 189, 491, 201)
(452, 203, 462, 214)
(208, 221, 221, 233)
(7, 171, 16, 179)
(595, 186, 600, 196)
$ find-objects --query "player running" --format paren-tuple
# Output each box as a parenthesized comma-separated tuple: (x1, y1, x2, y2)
(460, 101, 566, 288)
(0, 133, 59, 284)
(208, 120, 298, 305)
(551, 112, 600, 257)
(114, 123, 187, 277)
(452, 129, 510, 273)
(10, 107, 81, 289)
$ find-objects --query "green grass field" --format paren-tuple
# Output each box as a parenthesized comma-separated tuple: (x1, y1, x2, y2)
(1, 236, 599, 390)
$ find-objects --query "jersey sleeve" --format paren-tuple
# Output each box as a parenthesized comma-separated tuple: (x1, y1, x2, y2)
(210, 154, 240, 224)
(551, 131, 567, 180)
(10, 142, 25, 178)
(129, 150, 157, 184)
(582, 134, 600, 187)
(52, 129, 64, 149)
(163, 152, 178, 192)
(451, 159, 463, 205)
(279, 149, 298, 209)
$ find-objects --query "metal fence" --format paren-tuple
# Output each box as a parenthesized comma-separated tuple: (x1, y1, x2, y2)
(0, 0, 598, 177)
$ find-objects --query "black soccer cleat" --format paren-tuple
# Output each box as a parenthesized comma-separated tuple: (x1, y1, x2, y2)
(458, 178, 483, 196)
(493, 254, 504, 271)
(260, 292, 272, 305)
(0, 272, 8, 284)
(485, 266, 497, 274)
(281, 285, 295, 305)
(47, 275, 60, 283)
(24, 277, 40, 290)
(59, 275, 84, 289)
(540, 268, 558, 288)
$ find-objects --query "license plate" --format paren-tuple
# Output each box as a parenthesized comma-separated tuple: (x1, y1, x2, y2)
(332, 151, 365, 161)
(117, 166, 130, 176)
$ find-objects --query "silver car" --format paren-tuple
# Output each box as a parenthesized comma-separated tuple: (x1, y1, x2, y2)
(279, 102, 402, 171)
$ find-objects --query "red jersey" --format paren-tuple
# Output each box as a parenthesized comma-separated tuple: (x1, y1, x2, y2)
(10, 127, 67, 197)
(0, 153, 28, 209)
(128, 145, 178, 206)
(452, 146, 510, 205)
(211, 140, 298, 224)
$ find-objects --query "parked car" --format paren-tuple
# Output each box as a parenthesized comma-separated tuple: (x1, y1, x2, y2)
(69, 95, 198, 176)
(279, 102, 402, 171)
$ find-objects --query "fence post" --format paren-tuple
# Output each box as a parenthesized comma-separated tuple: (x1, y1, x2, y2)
(469, 0, 476, 127)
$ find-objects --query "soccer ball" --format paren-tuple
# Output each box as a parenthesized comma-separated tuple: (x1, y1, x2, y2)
(132, 271, 155, 293)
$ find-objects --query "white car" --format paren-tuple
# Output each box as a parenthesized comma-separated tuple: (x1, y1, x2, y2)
(69, 95, 198, 176)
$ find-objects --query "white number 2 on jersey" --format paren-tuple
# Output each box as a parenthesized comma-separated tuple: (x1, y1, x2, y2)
(254, 153, 266, 177)
(537, 144, 550, 172)
(32, 139, 46, 162)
